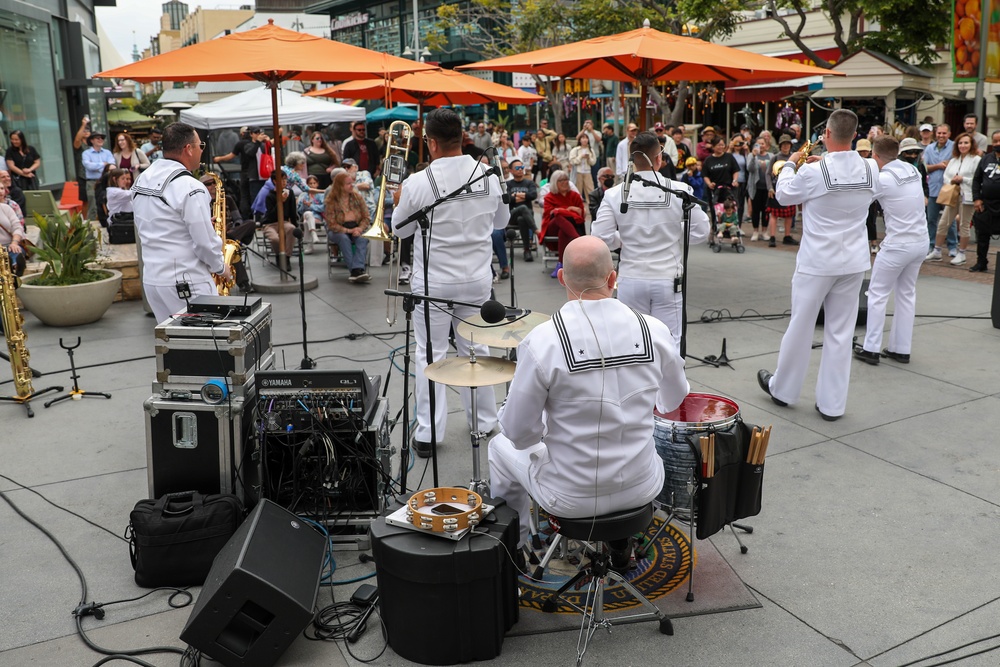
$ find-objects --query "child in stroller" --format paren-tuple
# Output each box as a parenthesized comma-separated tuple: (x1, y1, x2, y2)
(714, 197, 745, 252)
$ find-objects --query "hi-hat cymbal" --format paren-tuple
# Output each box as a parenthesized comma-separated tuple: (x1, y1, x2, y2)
(424, 356, 517, 387)
(456, 312, 550, 348)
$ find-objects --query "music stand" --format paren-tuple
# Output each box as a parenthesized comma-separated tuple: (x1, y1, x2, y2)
(44, 338, 111, 408)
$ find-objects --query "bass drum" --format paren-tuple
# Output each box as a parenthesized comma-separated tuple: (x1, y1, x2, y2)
(653, 393, 741, 513)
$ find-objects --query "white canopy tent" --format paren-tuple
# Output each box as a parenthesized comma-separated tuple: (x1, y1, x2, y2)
(179, 87, 364, 130)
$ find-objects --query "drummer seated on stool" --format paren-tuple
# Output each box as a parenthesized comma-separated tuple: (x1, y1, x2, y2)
(488, 236, 690, 567)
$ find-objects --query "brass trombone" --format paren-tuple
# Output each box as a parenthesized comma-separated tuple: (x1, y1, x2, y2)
(364, 120, 413, 325)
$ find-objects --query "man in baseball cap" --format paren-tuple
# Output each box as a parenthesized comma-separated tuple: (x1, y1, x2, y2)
(918, 123, 934, 147)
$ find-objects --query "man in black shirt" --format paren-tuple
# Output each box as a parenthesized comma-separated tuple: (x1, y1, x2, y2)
(588, 166, 615, 221)
(213, 126, 264, 218)
(506, 159, 538, 261)
(342, 121, 381, 178)
(970, 130, 1000, 272)
(701, 136, 739, 206)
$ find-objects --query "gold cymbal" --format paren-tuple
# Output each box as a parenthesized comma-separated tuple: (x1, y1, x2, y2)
(424, 356, 517, 387)
(456, 312, 551, 348)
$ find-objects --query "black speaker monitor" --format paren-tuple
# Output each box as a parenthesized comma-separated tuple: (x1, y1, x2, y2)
(180, 499, 326, 667)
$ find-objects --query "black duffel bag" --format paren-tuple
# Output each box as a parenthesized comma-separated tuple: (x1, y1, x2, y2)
(127, 491, 243, 588)
(108, 212, 136, 244)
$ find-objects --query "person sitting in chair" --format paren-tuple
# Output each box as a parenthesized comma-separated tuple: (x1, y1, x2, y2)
(488, 236, 690, 567)
(324, 170, 370, 284)
(261, 170, 298, 259)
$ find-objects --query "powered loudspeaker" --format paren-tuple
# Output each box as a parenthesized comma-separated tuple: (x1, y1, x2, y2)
(180, 499, 326, 667)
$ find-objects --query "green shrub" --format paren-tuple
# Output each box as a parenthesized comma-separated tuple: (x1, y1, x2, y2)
(28, 212, 106, 286)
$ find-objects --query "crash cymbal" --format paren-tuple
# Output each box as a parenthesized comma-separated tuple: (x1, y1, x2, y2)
(424, 356, 517, 387)
(456, 312, 550, 348)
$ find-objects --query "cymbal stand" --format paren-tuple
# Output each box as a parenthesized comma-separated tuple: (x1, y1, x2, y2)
(465, 336, 490, 496)
(44, 338, 111, 408)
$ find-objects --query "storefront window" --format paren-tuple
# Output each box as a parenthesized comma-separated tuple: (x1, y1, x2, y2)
(0, 9, 67, 187)
(368, 16, 400, 56)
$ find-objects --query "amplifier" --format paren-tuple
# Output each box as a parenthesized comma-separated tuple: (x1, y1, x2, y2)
(154, 302, 272, 387)
(255, 369, 380, 424)
(188, 294, 262, 318)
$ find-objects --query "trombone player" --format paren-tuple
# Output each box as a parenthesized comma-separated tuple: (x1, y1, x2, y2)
(757, 109, 881, 422)
(392, 109, 511, 459)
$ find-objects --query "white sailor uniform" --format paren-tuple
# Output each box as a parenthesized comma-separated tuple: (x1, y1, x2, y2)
(593, 170, 710, 346)
(488, 298, 689, 546)
(862, 159, 929, 356)
(770, 151, 881, 417)
(132, 158, 223, 323)
(393, 154, 511, 443)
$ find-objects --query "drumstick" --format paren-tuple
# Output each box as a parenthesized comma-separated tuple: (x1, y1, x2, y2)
(700, 436, 709, 478)
(748, 427, 760, 464)
(759, 425, 772, 463)
(708, 433, 716, 478)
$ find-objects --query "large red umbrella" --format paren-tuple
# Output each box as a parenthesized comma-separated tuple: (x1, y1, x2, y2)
(459, 23, 844, 130)
(95, 20, 435, 277)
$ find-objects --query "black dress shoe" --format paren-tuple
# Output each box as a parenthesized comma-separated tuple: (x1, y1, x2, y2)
(413, 440, 433, 459)
(815, 404, 840, 421)
(881, 349, 910, 364)
(757, 369, 787, 407)
(969, 262, 988, 272)
(853, 346, 880, 365)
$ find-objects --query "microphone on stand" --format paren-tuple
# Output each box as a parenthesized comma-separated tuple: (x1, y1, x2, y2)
(490, 148, 510, 205)
(620, 160, 635, 213)
(480, 299, 530, 324)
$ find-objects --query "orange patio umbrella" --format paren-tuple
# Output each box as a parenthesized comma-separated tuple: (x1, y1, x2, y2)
(458, 22, 844, 130)
(95, 20, 435, 274)
(307, 68, 544, 161)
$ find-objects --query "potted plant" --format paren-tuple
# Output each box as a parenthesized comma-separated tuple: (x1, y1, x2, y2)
(16, 212, 122, 326)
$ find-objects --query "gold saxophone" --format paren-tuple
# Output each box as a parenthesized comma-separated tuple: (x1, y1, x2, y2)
(772, 139, 815, 177)
(209, 172, 241, 296)
(0, 248, 33, 398)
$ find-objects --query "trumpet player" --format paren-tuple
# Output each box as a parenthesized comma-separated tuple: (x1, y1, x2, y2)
(758, 109, 881, 422)
(132, 123, 230, 323)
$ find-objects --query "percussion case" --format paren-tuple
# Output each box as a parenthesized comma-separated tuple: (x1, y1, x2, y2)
(128, 491, 244, 588)
(370, 497, 519, 665)
(695, 419, 765, 539)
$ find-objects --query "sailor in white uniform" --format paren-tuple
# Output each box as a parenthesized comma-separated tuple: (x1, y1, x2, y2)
(489, 237, 689, 548)
(758, 109, 881, 421)
(131, 123, 229, 323)
(593, 130, 710, 346)
(393, 109, 510, 458)
(854, 136, 929, 365)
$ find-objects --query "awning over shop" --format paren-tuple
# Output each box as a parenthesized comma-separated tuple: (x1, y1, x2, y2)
(727, 76, 823, 103)
(811, 49, 934, 99)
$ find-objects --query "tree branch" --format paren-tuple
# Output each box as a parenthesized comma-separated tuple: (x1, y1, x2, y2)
(767, 0, 836, 68)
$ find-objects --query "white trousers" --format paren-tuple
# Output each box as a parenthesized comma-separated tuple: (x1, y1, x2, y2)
(413, 276, 498, 444)
(616, 277, 682, 347)
(770, 270, 864, 418)
(863, 240, 926, 356)
(145, 279, 216, 324)
(488, 433, 664, 547)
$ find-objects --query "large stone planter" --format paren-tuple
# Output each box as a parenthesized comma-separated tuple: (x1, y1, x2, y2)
(17, 269, 123, 327)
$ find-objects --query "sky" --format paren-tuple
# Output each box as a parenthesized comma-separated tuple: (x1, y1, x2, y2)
(96, 0, 235, 64)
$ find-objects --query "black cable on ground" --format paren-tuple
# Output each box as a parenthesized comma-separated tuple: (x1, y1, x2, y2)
(0, 473, 127, 543)
(305, 600, 388, 663)
(895, 632, 1000, 667)
(0, 488, 195, 666)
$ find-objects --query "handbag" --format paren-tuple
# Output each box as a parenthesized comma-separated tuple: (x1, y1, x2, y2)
(127, 491, 243, 588)
(936, 182, 961, 207)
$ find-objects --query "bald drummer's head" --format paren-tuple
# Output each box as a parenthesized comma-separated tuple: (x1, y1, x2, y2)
(559, 236, 616, 300)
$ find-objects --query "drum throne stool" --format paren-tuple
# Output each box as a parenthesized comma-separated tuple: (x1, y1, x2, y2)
(538, 504, 673, 666)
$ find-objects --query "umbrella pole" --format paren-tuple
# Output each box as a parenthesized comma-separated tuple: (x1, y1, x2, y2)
(270, 79, 289, 275)
(639, 81, 647, 131)
(418, 101, 424, 164)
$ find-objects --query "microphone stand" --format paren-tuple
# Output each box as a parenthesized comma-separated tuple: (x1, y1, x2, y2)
(393, 168, 498, 489)
(293, 229, 314, 369)
(629, 174, 731, 369)
(505, 228, 518, 308)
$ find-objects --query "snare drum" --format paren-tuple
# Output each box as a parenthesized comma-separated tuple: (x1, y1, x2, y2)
(653, 393, 741, 512)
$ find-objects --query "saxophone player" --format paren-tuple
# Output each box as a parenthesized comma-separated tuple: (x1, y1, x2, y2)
(200, 173, 254, 293)
(132, 123, 231, 323)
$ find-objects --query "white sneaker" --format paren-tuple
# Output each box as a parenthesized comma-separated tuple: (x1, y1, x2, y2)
(925, 248, 942, 261)
(948, 248, 958, 258)
(761, 233, 771, 241)
(950, 251, 967, 265)
(751, 232, 759, 242)
(398, 264, 412, 284)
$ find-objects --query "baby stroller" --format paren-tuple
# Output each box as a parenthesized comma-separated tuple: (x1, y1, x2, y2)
(710, 194, 745, 254)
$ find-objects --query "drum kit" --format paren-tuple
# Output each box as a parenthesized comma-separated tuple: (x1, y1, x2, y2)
(423, 312, 550, 495)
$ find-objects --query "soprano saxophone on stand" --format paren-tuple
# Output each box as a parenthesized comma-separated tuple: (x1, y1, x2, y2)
(208, 172, 241, 296)
(363, 120, 413, 325)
